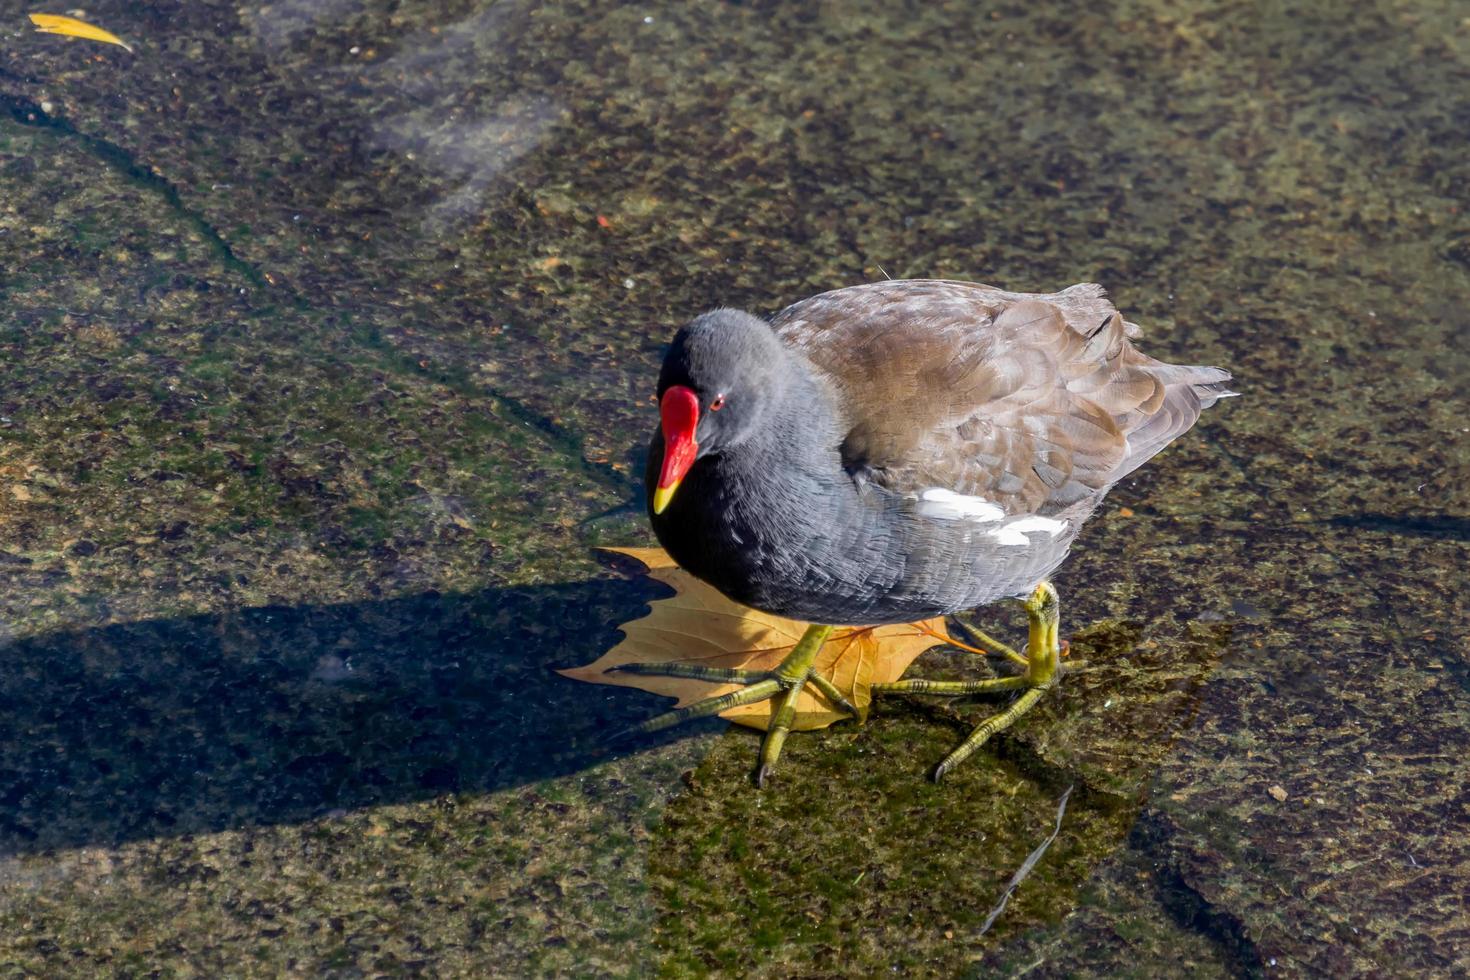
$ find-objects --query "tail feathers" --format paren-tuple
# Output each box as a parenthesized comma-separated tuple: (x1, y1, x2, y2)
(1109, 369, 1234, 483)
(1146, 362, 1237, 409)
(1193, 379, 1238, 410)
(1146, 363, 1232, 388)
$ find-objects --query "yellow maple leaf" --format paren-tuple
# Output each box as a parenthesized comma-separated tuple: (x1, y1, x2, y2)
(29, 13, 134, 53)
(559, 547, 949, 732)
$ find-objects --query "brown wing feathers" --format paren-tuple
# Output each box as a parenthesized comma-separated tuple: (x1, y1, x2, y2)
(772, 280, 1233, 517)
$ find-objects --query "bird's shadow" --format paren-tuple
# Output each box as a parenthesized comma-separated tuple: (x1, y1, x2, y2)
(0, 564, 690, 856)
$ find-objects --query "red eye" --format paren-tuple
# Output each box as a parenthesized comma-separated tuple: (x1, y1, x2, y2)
(709, 394, 726, 411)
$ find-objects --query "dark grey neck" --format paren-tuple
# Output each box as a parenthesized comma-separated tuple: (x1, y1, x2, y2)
(717, 365, 855, 531)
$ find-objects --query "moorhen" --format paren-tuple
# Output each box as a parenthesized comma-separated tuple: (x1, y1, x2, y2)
(618, 279, 1233, 784)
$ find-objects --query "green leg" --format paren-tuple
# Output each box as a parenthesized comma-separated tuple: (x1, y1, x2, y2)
(931, 686, 1047, 782)
(877, 581, 1067, 781)
(949, 617, 1030, 669)
(873, 675, 1030, 696)
(611, 662, 771, 684)
(609, 623, 839, 785)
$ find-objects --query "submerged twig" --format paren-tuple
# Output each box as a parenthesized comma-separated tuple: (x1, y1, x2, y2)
(976, 783, 1074, 937)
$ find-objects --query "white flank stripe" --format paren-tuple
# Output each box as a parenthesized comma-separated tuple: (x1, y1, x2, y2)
(989, 516, 1068, 547)
(916, 488, 1005, 523)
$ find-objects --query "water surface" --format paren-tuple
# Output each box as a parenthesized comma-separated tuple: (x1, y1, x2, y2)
(1, 0, 1467, 974)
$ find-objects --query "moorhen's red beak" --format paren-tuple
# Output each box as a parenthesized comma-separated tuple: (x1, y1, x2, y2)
(653, 385, 699, 514)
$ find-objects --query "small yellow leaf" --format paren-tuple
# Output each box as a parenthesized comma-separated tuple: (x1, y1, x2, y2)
(560, 547, 949, 733)
(29, 13, 134, 53)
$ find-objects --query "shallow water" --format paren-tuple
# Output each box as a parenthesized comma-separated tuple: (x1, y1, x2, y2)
(1, 0, 1466, 974)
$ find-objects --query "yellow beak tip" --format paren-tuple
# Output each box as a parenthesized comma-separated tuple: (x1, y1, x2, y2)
(652, 484, 677, 515)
